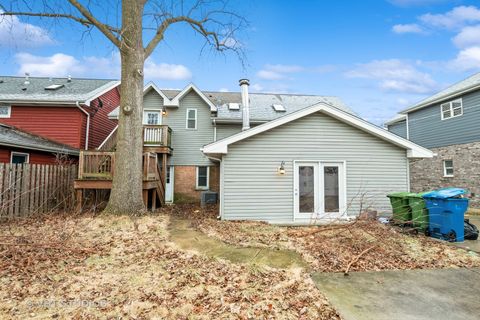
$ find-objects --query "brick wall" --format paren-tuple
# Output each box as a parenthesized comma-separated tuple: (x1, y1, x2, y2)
(173, 165, 220, 202)
(410, 141, 480, 207)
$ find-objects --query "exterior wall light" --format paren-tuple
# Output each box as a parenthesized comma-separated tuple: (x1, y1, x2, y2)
(162, 109, 167, 116)
(277, 161, 286, 175)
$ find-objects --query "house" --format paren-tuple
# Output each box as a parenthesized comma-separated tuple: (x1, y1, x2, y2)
(0, 75, 120, 164)
(386, 72, 480, 207)
(0, 124, 78, 164)
(102, 79, 432, 223)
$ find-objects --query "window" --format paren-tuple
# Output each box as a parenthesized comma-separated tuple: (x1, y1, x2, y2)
(196, 166, 209, 189)
(143, 111, 161, 125)
(443, 160, 454, 177)
(228, 103, 240, 110)
(11, 152, 29, 164)
(0, 105, 11, 118)
(186, 108, 197, 129)
(272, 104, 286, 112)
(440, 99, 463, 120)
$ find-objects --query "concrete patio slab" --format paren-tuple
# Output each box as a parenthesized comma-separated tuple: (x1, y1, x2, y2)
(312, 268, 480, 320)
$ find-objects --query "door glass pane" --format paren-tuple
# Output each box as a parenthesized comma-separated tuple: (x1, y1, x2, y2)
(324, 166, 339, 212)
(299, 166, 315, 213)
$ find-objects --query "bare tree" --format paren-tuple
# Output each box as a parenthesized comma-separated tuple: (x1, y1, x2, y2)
(1, 0, 246, 214)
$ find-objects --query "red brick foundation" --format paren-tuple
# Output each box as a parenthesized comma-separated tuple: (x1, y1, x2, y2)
(173, 165, 219, 203)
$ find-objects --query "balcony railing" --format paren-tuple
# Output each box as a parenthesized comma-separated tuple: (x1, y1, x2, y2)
(143, 125, 172, 147)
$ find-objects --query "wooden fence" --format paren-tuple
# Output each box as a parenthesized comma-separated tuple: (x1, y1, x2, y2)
(0, 163, 77, 218)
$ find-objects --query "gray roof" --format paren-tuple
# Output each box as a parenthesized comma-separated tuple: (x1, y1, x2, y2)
(0, 76, 120, 105)
(401, 72, 480, 113)
(0, 124, 79, 155)
(384, 114, 406, 126)
(162, 89, 354, 121)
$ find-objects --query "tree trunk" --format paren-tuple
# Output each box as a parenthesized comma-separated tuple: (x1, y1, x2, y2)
(104, 0, 146, 215)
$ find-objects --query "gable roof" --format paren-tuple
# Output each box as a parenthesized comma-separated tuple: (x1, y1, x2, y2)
(400, 72, 480, 114)
(384, 114, 406, 126)
(202, 102, 433, 159)
(0, 76, 120, 106)
(0, 124, 79, 155)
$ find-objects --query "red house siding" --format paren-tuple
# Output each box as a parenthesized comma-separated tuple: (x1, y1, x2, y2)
(0, 147, 76, 164)
(87, 87, 120, 149)
(0, 107, 84, 149)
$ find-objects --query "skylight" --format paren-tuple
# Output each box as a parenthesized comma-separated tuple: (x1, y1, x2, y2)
(44, 84, 65, 90)
(272, 104, 286, 112)
(228, 103, 240, 110)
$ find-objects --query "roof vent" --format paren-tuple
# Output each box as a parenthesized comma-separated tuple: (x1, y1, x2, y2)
(67, 75, 72, 82)
(228, 103, 240, 110)
(272, 104, 286, 112)
(45, 84, 65, 91)
(24, 73, 30, 85)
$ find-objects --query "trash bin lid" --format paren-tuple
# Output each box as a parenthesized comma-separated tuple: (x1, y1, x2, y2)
(387, 192, 415, 198)
(422, 188, 467, 199)
(407, 191, 432, 198)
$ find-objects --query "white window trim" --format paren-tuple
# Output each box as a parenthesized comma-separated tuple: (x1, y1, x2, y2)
(440, 98, 463, 120)
(443, 160, 454, 177)
(143, 110, 162, 125)
(195, 166, 209, 190)
(10, 151, 29, 164)
(186, 108, 197, 130)
(0, 105, 11, 118)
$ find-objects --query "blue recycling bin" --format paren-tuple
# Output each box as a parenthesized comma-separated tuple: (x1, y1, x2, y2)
(422, 188, 469, 242)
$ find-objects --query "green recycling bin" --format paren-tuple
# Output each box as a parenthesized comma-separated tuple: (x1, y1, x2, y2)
(407, 192, 429, 232)
(387, 192, 413, 225)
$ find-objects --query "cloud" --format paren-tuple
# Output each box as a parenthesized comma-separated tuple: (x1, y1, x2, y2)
(15, 53, 84, 77)
(452, 25, 480, 48)
(250, 83, 264, 91)
(218, 88, 229, 92)
(144, 60, 192, 80)
(256, 64, 303, 80)
(392, 23, 425, 34)
(15, 52, 192, 80)
(419, 6, 480, 30)
(0, 11, 54, 48)
(449, 46, 480, 71)
(346, 59, 438, 94)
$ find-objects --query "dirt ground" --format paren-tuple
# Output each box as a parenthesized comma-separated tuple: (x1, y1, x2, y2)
(0, 212, 339, 319)
(195, 215, 480, 273)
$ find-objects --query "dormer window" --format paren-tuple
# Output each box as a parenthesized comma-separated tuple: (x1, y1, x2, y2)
(440, 98, 462, 120)
(228, 103, 240, 110)
(0, 105, 11, 118)
(44, 84, 65, 90)
(272, 104, 286, 112)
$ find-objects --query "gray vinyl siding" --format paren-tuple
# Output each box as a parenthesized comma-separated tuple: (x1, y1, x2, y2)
(143, 90, 164, 109)
(221, 112, 408, 223)
(387, 120, 407, 139)
(216, 124, 242, 140)
(162, 90, 214, 165)
(408, 89, 480, 148)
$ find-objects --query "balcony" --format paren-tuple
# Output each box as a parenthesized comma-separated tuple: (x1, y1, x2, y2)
(98, 125, 172, 153)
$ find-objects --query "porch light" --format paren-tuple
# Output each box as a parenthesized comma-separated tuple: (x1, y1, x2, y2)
(162, 108, 167, 116)
(277, 161, 286, 175)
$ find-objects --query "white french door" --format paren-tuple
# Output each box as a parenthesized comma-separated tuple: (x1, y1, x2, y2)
(165, 166, 174, 203)
(294, 161, 346, 221)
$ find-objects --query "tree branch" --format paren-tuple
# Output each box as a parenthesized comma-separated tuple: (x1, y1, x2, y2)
(0, 11, 121, 34)
(67, 0, 122, 49)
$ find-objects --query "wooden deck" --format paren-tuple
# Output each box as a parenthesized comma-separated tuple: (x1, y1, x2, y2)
(75, 125, 173, 212)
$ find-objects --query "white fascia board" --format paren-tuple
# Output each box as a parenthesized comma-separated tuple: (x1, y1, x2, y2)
(144, 82, 172, 105)
(170, 83, 217, 111)
(84, 81, 121, 106)
(202, 102, 434, 158)
(384, 114, 406, 126)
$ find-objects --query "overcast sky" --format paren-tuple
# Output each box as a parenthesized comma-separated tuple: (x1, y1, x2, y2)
(1, 0, 480, 124)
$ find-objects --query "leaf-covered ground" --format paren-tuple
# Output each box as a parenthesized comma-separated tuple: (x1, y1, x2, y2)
(196, 217, 480, 273)
(0, 213, 340, 319)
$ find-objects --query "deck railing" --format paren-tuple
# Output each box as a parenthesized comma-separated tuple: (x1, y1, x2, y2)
(143, 152, 157, 181)
(143, 125, 172, 147)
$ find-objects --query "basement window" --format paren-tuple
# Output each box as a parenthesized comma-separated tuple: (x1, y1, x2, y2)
(44, 84, 65, 90)
(228, 103, 240, 110)
(0, 105, 11, 118)
(443, 160, 454, 177)
(196, 166, 209, 189)
(440, 99, 463, 120)
(272, 104, 286, 112)
(11, 152, 29, 164)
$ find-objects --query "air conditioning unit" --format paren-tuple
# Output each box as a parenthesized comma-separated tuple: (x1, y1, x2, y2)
(201, 191, 217, 207)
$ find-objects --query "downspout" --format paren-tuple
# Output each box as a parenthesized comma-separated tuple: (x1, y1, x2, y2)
(213, 118, 217, 141)
(405, 113, 410, 140)
(76, 101, 90, 150)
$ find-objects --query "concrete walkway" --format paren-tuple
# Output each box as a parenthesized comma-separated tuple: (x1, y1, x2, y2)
(312, 268, 480, 320)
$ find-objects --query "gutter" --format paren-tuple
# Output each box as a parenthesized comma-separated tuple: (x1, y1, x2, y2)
(0, 141, 79, 156)
(76, 101, 90, 150)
